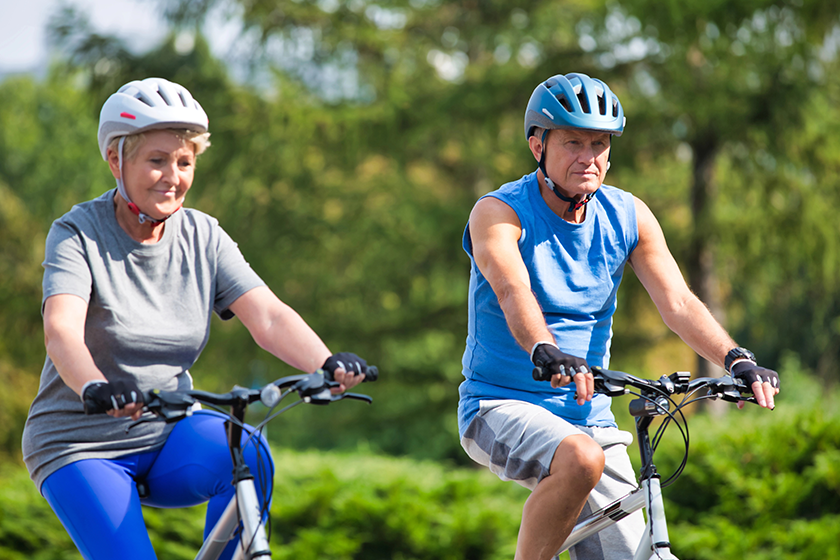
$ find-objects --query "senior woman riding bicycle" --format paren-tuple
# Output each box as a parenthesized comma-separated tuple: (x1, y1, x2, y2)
(21, 77, 372, 560)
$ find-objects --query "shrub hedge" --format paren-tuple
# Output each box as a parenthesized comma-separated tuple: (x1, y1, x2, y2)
(3, 364, 836, 559)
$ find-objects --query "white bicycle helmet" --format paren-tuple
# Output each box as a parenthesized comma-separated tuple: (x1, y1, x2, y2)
(97, 78, 209, 224)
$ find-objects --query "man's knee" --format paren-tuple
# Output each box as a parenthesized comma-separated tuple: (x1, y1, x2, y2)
(551, 434, 605, 487)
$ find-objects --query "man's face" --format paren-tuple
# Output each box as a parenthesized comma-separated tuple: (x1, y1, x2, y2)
(537, 128, 611, 198)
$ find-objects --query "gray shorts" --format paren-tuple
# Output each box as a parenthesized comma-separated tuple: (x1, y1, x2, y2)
(460, 399, 645, 560)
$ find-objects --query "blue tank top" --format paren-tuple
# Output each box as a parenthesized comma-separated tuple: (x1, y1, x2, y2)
(458, 171, 639, 435)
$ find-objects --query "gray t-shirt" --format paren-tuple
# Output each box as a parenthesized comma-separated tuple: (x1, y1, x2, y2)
(22, 189, 265, 489)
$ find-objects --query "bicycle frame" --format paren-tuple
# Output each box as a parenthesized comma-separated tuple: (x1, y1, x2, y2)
(138, 371, 376, 560)
(555, 405, 679, 560)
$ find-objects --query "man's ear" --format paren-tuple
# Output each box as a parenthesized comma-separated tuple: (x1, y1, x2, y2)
(528, 134, 544, 162)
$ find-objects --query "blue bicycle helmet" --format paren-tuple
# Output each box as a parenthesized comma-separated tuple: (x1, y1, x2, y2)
(524, 73, 625, 140)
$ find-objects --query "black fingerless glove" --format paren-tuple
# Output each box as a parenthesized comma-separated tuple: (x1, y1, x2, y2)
(731, 361, 780, 391)
(322, 352, 369, 379)
(531, 343, 590, 382)
(82, 379, 144, 415)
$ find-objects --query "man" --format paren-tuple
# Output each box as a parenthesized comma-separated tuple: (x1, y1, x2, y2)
(457, 72, 780, 560)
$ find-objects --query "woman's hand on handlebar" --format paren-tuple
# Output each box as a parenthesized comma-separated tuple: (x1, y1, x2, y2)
(321, 352, 370, 393)
(82, 379, 145, 420)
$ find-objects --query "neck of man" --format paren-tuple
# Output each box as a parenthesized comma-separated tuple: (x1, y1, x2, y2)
(537, 170, 587, 224)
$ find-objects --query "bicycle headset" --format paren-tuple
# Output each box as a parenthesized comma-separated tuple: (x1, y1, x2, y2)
(97, 78, 209, 225)
(523, 73, 626, 213)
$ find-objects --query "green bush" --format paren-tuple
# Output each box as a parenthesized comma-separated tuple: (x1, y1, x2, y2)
(0, 451, 528, 560)
(4, 358, 837, 560)
(648, 358, 840, 560)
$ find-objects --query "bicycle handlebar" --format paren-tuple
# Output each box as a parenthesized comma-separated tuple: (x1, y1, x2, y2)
(533, 365, 754, 404)
(135, 367, 378, 425)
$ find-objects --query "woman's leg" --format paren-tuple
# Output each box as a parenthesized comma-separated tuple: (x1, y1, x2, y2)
(42, 457, 157, 560)
(141, 410, 274, 560)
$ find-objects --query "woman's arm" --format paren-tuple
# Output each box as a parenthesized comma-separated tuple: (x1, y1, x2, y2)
(228, 286, 364, 391)
(43, 294, 144, 418)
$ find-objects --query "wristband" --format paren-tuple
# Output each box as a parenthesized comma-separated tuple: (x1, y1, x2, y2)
(725, 347, 756, 373)
(80, 379, 108, 403)
(530, 341, 558, 363)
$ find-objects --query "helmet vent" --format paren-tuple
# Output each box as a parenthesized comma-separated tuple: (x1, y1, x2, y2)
(612, 98, 619, 118)
(136, 92, 156, 107)
(555, 94, 572, 113)
(572, 85, 591, 114)
(597, 93, 606, 116)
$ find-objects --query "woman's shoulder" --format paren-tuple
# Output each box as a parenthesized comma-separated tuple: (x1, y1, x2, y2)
(50, 190, 115, 235)
(177, 207, 224, 237)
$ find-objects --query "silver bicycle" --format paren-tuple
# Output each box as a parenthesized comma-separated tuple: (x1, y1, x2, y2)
(130, 368, 377, 560)
(534, 366, 756, 560)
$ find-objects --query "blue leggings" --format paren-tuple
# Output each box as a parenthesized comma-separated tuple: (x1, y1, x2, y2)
(41, 411, 274, 560)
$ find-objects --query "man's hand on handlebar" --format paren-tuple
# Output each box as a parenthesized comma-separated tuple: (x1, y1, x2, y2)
(730, 361, 779, 410)
(322, 352, 370, 393)
(531, 343, 593, 405)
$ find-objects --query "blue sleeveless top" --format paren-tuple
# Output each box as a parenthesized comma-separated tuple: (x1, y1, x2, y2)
(458, 171, 639, 435)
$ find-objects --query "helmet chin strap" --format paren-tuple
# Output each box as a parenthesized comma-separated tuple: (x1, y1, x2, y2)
(115, 136, 180, 225)
(538, 129, 597, 214)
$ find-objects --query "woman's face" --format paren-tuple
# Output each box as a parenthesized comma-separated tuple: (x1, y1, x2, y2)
(109, 130, 196, 220)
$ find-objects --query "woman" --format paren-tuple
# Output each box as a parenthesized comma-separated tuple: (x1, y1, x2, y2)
(21, 77, 371, 560)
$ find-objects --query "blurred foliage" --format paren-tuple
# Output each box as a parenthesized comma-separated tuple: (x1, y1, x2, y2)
(0, 449, 529, 560)
(651, 355, 840, 559)
(3, 363, 840, 559)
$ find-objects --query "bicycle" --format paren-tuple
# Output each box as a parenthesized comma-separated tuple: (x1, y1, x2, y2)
(533, 365, 757, 560)
(126, 367, 378, 560)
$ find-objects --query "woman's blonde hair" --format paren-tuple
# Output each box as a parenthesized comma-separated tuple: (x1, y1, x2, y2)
(108, 129, 211, 162)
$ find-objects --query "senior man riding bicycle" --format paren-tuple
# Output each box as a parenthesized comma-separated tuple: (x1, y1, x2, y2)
(457, 72, 780, 560)
(22, 77, 373, 560)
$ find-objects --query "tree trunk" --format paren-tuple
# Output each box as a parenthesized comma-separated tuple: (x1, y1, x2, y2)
(688, 138, 728, 416)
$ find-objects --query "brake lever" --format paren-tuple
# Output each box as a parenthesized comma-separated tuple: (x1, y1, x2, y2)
(331, 392, 373, 404)
(707, 375, 756, 405)
(125, 414, 157, 433)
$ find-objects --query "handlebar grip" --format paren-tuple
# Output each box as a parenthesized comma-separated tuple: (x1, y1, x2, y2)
(322, 365, 379, 383)
(532, 366, 552, 382)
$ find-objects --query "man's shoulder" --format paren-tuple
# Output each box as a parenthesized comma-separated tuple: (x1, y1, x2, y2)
(478, 172, 537, 215)
(493, 172, 536, 198)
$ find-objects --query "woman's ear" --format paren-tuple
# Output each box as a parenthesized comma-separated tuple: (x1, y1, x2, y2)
(106, 148, 121, 180)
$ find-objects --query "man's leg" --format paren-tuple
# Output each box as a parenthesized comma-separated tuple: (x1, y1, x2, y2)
(460, 400, 603, 560)
(515, 434, 605, 560)
(568, 427, 645, 560)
